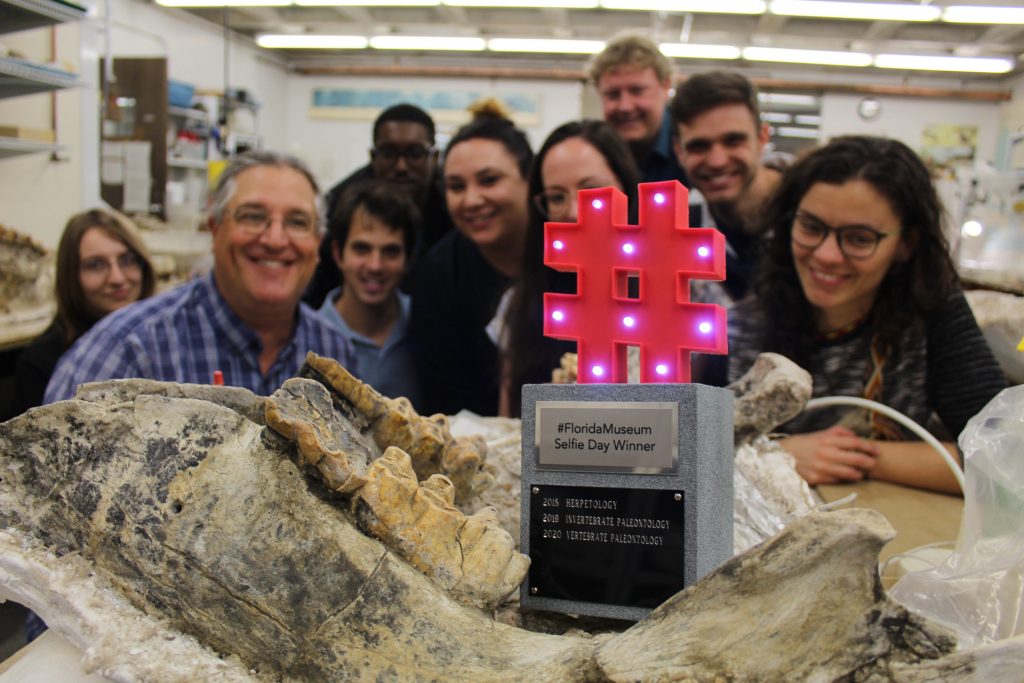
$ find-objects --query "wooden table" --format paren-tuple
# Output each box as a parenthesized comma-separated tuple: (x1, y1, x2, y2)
(817, 480, 964, 587)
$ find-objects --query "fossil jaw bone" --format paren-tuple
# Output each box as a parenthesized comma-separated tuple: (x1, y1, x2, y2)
(299, 352, 494, 503)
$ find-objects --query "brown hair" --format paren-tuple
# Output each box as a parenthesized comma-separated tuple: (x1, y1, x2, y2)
(54, 209, 156, 345)
(444, 99, 534, 179)
(588, 33, 672, 86)
(670, 70, 762, 127)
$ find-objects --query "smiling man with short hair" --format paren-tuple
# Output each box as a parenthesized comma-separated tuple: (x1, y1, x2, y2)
(317, 181, 422, 408)
(671, 70, 790, 302)
(589, 33, 690, 187)
(45, 151, 354, 403)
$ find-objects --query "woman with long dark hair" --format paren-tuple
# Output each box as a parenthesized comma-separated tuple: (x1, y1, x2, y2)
(410, 100, 533, 416)
(502, 119, 640, 416)
(10, 209, 155, 417)
(729, 136, 1006, 493)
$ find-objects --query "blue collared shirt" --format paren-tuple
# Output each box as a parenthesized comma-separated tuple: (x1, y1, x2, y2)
(317, 287, 422, 410)
(44, 274, 354, 403)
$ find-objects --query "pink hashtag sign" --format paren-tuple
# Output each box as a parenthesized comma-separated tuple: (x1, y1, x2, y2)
(543, 180, 727, 384)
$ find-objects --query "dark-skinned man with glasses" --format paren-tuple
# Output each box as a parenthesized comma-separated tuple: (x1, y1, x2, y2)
(45, 152, 354, 402)
(303, 103, 454, 308)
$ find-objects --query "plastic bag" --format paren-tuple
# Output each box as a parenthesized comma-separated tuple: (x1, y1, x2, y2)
(889, 385, 1024, 648)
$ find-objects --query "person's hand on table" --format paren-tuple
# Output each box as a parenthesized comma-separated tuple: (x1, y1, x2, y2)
(778, 425, 880, 485)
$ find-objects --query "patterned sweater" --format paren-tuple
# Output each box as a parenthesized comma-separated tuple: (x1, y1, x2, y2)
(727, 290, 1008, 440)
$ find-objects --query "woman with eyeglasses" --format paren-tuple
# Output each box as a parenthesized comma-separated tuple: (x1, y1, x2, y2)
(728, 136, 1006, 493)
(8, 209, 155, 418)
(410, 99, 533, 416)
(501, 120, 640, 417)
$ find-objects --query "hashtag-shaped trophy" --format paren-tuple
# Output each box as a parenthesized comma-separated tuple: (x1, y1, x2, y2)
(542, 180, 727, 383)
(521, 180, 734, 622)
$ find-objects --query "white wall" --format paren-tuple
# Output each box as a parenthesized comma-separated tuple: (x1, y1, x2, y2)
(819, 93, 1002, 166)
(0, 22, 86, 249)
(284, 75, 584, 190)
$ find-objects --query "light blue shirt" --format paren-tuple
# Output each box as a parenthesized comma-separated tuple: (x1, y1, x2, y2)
(317, 287, 423, 410)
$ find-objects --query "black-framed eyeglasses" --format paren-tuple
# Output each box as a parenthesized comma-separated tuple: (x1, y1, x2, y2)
(231, 207, 318, 239)
(791, 211, 894, 259)
(370, 144, 435, 164)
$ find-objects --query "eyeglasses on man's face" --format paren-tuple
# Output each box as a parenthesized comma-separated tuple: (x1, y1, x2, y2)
(369, 143, 435, 164)
(80, 251, 143, 276)
(791, 211, 895, 259)
(231, 206, 318, 239)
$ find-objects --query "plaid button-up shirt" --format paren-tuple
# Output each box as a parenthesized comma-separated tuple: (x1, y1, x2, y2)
(45, 274, 354, 403)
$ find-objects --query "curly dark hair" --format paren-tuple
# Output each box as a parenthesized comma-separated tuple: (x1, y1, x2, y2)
(504, 120, 641, 416)
(754, 135, 958, 365)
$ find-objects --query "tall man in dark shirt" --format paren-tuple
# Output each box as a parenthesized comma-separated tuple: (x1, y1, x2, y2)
(589, 34, 689, 187)
(304, 103, 454, 307)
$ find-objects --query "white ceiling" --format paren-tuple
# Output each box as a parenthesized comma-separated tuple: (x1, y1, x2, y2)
(171, 1, 1024, 86)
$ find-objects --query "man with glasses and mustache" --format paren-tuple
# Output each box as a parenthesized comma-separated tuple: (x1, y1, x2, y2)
(304, 103, 454, 308)
(45, 151, 354, 403)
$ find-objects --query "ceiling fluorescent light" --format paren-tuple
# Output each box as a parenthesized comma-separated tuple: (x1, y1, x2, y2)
(659, 43, 741, 60)
(943, 5, 1024, 24)
(444, 0, 597, 7)
(296, 0, 440, 6)
(601, 1, 766, 13)
(794, 114, 821, 125)
(370, 35, 486, 51)
(157, 0, 290, 6)
(775, 126, 820, 139)
(488, 38, 604, 54)
(874, 54, 1014, 73)
(769, 0, 939, 22)
(257, 34, 369, 48)
(761, 112, 792, 123)
(743, 46, 872, 67)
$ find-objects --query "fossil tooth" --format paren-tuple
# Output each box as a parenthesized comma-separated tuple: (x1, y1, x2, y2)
(265, 377, 377, 493)
(299, 352, 495, 503)
(355, 446, 528, 609)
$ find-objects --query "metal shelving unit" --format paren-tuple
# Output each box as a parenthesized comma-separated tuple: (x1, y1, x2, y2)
(0, 56, 78, 100)
(0, 136, 62, 158)
(0, 0, 83, 159)
(166, 156, 206, 170)
(0, 0, 86, 36)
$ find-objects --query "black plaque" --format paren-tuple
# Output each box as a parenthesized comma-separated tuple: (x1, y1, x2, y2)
(528, 484, 685, 609)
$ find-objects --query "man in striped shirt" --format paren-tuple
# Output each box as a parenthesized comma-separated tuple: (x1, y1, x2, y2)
(45, 151, 354, 403)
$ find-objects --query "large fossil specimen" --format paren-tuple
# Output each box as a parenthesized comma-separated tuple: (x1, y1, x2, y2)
(0, 354, 1019, 680)
(0, 224, 53, 316)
